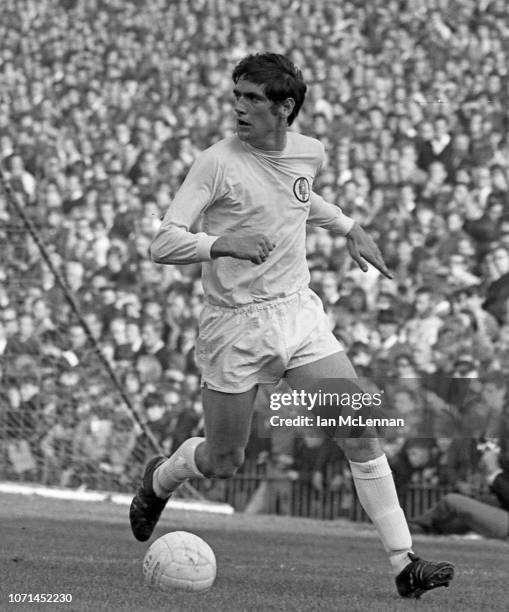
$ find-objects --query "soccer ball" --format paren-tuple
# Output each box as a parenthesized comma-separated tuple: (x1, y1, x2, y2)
(143, 531, 216, 593)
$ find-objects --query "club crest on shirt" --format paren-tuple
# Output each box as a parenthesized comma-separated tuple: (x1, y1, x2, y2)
(293, 177, 310, 203)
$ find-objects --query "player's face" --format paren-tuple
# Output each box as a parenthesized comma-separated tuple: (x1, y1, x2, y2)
(233, 78, 286, 150)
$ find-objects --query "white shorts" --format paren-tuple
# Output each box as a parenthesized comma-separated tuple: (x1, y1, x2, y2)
(195, 288, 343, 393)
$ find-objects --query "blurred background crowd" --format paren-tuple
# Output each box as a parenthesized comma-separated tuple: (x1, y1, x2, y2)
(0, 0, 508, 515)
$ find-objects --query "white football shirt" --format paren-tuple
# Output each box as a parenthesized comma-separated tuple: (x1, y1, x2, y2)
(151, 132, 354, 307)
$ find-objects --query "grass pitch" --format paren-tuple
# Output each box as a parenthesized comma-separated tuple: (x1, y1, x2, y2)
(0, 492, 506, 612)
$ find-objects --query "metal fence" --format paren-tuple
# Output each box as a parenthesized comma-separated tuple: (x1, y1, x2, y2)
(0, 439, 450, 522)
(190, 460, 451, 521)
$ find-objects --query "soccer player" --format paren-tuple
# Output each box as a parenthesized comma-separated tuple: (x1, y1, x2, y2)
(130, 53, 454, 598)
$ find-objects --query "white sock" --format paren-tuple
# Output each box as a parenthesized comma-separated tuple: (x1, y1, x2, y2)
(153, 437, 206, 498)
(349, 454, 413, 575)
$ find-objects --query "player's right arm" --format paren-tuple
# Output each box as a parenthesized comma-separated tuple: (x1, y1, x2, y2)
(210, 234, 275, 265)
(151, 150, 275, 266)
(150, 152, 221, 265)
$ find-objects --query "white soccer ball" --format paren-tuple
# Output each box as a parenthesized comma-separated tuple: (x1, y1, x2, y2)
(143, 531, 216, 593)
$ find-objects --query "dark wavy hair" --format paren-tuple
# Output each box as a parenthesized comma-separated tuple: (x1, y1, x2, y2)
(232, 53, 307, 126)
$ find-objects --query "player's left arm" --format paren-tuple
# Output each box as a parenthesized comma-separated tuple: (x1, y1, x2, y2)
(308, 191, 392, 279)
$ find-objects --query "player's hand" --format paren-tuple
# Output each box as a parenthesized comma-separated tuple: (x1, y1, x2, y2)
(211, 234, 276, 265)
(345, 223, 392, 279)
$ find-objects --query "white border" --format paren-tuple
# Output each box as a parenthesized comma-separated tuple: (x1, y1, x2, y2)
(0, 481, 234, 515)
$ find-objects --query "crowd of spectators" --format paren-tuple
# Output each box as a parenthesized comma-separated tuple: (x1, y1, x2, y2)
(1, 0, 509, 511)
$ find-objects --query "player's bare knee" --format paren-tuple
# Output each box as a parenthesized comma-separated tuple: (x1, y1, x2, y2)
(209, 448, 245, 479)
(211, 462, 238, 479)
(341, 436, 382, 463)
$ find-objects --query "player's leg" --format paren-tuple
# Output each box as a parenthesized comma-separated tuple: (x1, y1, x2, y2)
(412, 493, 509, 539)
(285, 352, 413, 562)
(285, 351, 453, 597)
(153, 385, 257, 494)
(130, 386, 257, 541)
